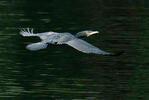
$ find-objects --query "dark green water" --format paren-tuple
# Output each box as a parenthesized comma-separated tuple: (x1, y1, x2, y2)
(0, 0, 149, 100)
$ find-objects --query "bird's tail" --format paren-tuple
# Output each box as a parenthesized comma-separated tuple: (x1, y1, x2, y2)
(26, 42, 48, 51)
(20, 28, 39, 37)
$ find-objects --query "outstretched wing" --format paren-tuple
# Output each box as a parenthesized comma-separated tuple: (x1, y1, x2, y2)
(66, 39, 112, 55)
(26, 42, 48, 51)
(20, 28, 38, 37)
(20, 28, 58, 40)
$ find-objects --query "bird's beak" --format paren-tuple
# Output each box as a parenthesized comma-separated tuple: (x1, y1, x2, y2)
(88, 31, 99, 36)
(91, 31, 99, 34)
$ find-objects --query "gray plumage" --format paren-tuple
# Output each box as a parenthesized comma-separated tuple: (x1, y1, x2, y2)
(20, 28, 113, 55)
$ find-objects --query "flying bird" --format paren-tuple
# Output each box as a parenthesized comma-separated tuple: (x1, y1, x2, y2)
(20, 28, 123, 56)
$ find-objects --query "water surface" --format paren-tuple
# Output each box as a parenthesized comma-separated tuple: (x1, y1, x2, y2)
(0, 0, 148, 100)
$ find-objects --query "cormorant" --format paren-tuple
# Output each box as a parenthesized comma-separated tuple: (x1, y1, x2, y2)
(20, 28, 122, 56)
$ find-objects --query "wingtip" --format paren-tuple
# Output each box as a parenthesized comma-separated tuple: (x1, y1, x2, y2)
(104, 51, 124, 56)
(110, 51, 124, 56)
(19, 28, 36, 37)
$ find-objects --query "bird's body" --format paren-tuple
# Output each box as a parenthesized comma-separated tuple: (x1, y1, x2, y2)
(20, 28, 122, 56)
(44, 32, 75, 44)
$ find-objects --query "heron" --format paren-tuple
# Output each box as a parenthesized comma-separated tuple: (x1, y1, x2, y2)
(20, 28, 123, 56)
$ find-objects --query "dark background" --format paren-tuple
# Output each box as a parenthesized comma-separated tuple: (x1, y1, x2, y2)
(0, 0, 148, 100)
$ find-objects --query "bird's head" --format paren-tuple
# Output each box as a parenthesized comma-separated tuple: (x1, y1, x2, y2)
(75, 30, 99, 38)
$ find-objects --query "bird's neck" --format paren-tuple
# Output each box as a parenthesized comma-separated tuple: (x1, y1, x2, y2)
(75, 33, 86, 38)
(75, 35, 86, 38)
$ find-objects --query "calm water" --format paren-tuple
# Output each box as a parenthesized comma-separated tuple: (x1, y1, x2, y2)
(0, 0, 148, 100)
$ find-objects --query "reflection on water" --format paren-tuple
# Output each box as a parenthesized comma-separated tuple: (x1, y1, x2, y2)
(0, 0, 148, 100)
